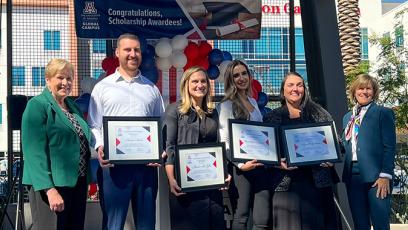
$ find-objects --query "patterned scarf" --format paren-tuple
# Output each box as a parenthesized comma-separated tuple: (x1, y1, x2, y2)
(345, 102, 371, 141)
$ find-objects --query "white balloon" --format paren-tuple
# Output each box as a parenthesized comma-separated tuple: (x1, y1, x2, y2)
(171, 35, 188, 51)
(158, 37, 170, 43)
(156, 57, 172, 71)
(217, 60, 232, 83)
(171, 51, 188, 68)
(155, 40, 172, 58)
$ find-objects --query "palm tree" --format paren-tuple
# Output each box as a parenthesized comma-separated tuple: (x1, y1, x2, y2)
(337, 0, 361, 75)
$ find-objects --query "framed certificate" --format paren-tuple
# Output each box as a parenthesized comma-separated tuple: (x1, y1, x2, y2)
(175, 143, 227, 192)
(281, 121, 341, 166)
(103, 116, 161, 164)
(228, 119, 280, 165)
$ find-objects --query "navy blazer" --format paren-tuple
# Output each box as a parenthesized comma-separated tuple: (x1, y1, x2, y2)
(342, 103, 396, 184)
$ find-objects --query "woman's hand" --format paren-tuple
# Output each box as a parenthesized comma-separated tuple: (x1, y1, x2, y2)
(372, 177, 391, 199)
(320, 162, 334, 168)
(278, 158, 298, 170)
(168, 178, 186, 196)
(220, 174, 232, 190)
(97, 146, 114, 168)
(239, 159, 264, 171)
(46, 188, 64, 212)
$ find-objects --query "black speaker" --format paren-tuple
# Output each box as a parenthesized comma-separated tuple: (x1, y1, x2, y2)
(7, 95, 28, 130)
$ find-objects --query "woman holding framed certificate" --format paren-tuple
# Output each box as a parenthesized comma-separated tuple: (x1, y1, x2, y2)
(342, 74, 395, 230)
(218, 59, 275, 229)
(264, 72, 339, 230)
(164, 66, 230, 230)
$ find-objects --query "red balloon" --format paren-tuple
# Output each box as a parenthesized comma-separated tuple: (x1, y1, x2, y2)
(183, 59, 196, 71)
(197, 58, 209, 70)
(252, 79, 262, 92)
(101, 56, 119, 76)
(184, 42, 199, 60)
(101, 56, 119, 71)
(252, 88, 259, 101)
(198, 41, 213, 57)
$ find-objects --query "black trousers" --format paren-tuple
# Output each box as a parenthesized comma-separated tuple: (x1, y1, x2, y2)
(230, 167, 274, 230)
(169, 189, 225, 230)
(29, 176, 88, 230)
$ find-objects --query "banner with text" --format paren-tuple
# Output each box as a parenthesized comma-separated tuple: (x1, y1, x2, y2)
(74, 0, 261, 40)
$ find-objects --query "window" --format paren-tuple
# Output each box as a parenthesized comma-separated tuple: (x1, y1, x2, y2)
(395, 26, 404, 47)
(361, 28, 369, 60)
(12, 66, 25, 86)
(93, 39, 106, 53)
(0, 104, 2, 124)
(32, 67, 46, 86)
(295, 28, 305, 60)
(44, 31, 61, 50)
(93, 69, 104, 79)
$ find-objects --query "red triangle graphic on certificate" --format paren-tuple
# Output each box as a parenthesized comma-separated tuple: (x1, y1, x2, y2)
(147, 135, 151, 142)
(240, 139, 244, 146)
(116, 138, 120, 146)
(213, 160, 217, 167)
(186, 166, 190, 174)
(322, 138, 327, 144)
(294, 144, 298, 150)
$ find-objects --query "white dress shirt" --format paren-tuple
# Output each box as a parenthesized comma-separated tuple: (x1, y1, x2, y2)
(88, 70, 165, 149)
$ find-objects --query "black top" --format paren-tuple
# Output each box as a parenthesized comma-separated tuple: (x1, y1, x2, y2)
(264, 103, 339, 189)
(164, 101, 219, 165)
(63, 110, 90, 177)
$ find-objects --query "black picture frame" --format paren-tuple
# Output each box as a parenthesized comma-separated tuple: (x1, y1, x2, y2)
(281, 121, 341, 167)
(228, 119, 280, 165)
(103, 116, 161, 164)
(175, 143, 228, 193)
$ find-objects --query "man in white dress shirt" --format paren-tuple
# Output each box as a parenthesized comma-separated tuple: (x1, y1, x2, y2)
(88, 33, 164, 230)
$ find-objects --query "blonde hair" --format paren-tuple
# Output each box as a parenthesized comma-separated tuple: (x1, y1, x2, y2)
(45, 58, 74, 79)
(222, 60, 253, 120)
(179, 66, 214, 118)
(348, 74, 380, 103)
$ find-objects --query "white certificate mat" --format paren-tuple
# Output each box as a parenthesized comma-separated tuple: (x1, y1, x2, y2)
(282, 122, 340, 166)
(103, 117, 161, 163)
(176, 144, 227, 192)
(229, 120, 279, 165)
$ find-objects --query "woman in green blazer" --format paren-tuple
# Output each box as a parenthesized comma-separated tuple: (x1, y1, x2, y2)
(22, 59, 91, 230)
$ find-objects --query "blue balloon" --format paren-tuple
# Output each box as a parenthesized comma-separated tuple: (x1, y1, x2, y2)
(140, 55, 155, 71)
(259, 106, 272, 118)
(208, 49, 224, 66)
(207, 65, 220, 80)
(75, 93, 91, 114)
(257, 92, 268, 107)
(143, 44, 155, 56)
(223, 51, 233, 61)
(143, 68, 159, 84)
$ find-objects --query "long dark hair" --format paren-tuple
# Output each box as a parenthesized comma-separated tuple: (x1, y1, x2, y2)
(279, 71, 312, 110)
(221, 59, 253, 120)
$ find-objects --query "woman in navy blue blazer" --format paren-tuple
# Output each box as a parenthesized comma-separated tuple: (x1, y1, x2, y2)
(342, 74, 396, 230)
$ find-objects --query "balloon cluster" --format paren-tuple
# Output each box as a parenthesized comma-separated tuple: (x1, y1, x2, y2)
(140, 35, 190, 84)
(251, 78, 272, 117)
(183, 41, 233, 81)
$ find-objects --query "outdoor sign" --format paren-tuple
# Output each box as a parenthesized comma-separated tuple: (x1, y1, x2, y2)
(74, 0, 261, 40)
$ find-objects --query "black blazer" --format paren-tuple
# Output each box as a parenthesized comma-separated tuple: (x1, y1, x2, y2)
(164, 101, 219, 165)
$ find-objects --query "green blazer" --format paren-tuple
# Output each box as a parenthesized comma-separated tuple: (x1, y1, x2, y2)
(22, 88, 91, 191)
